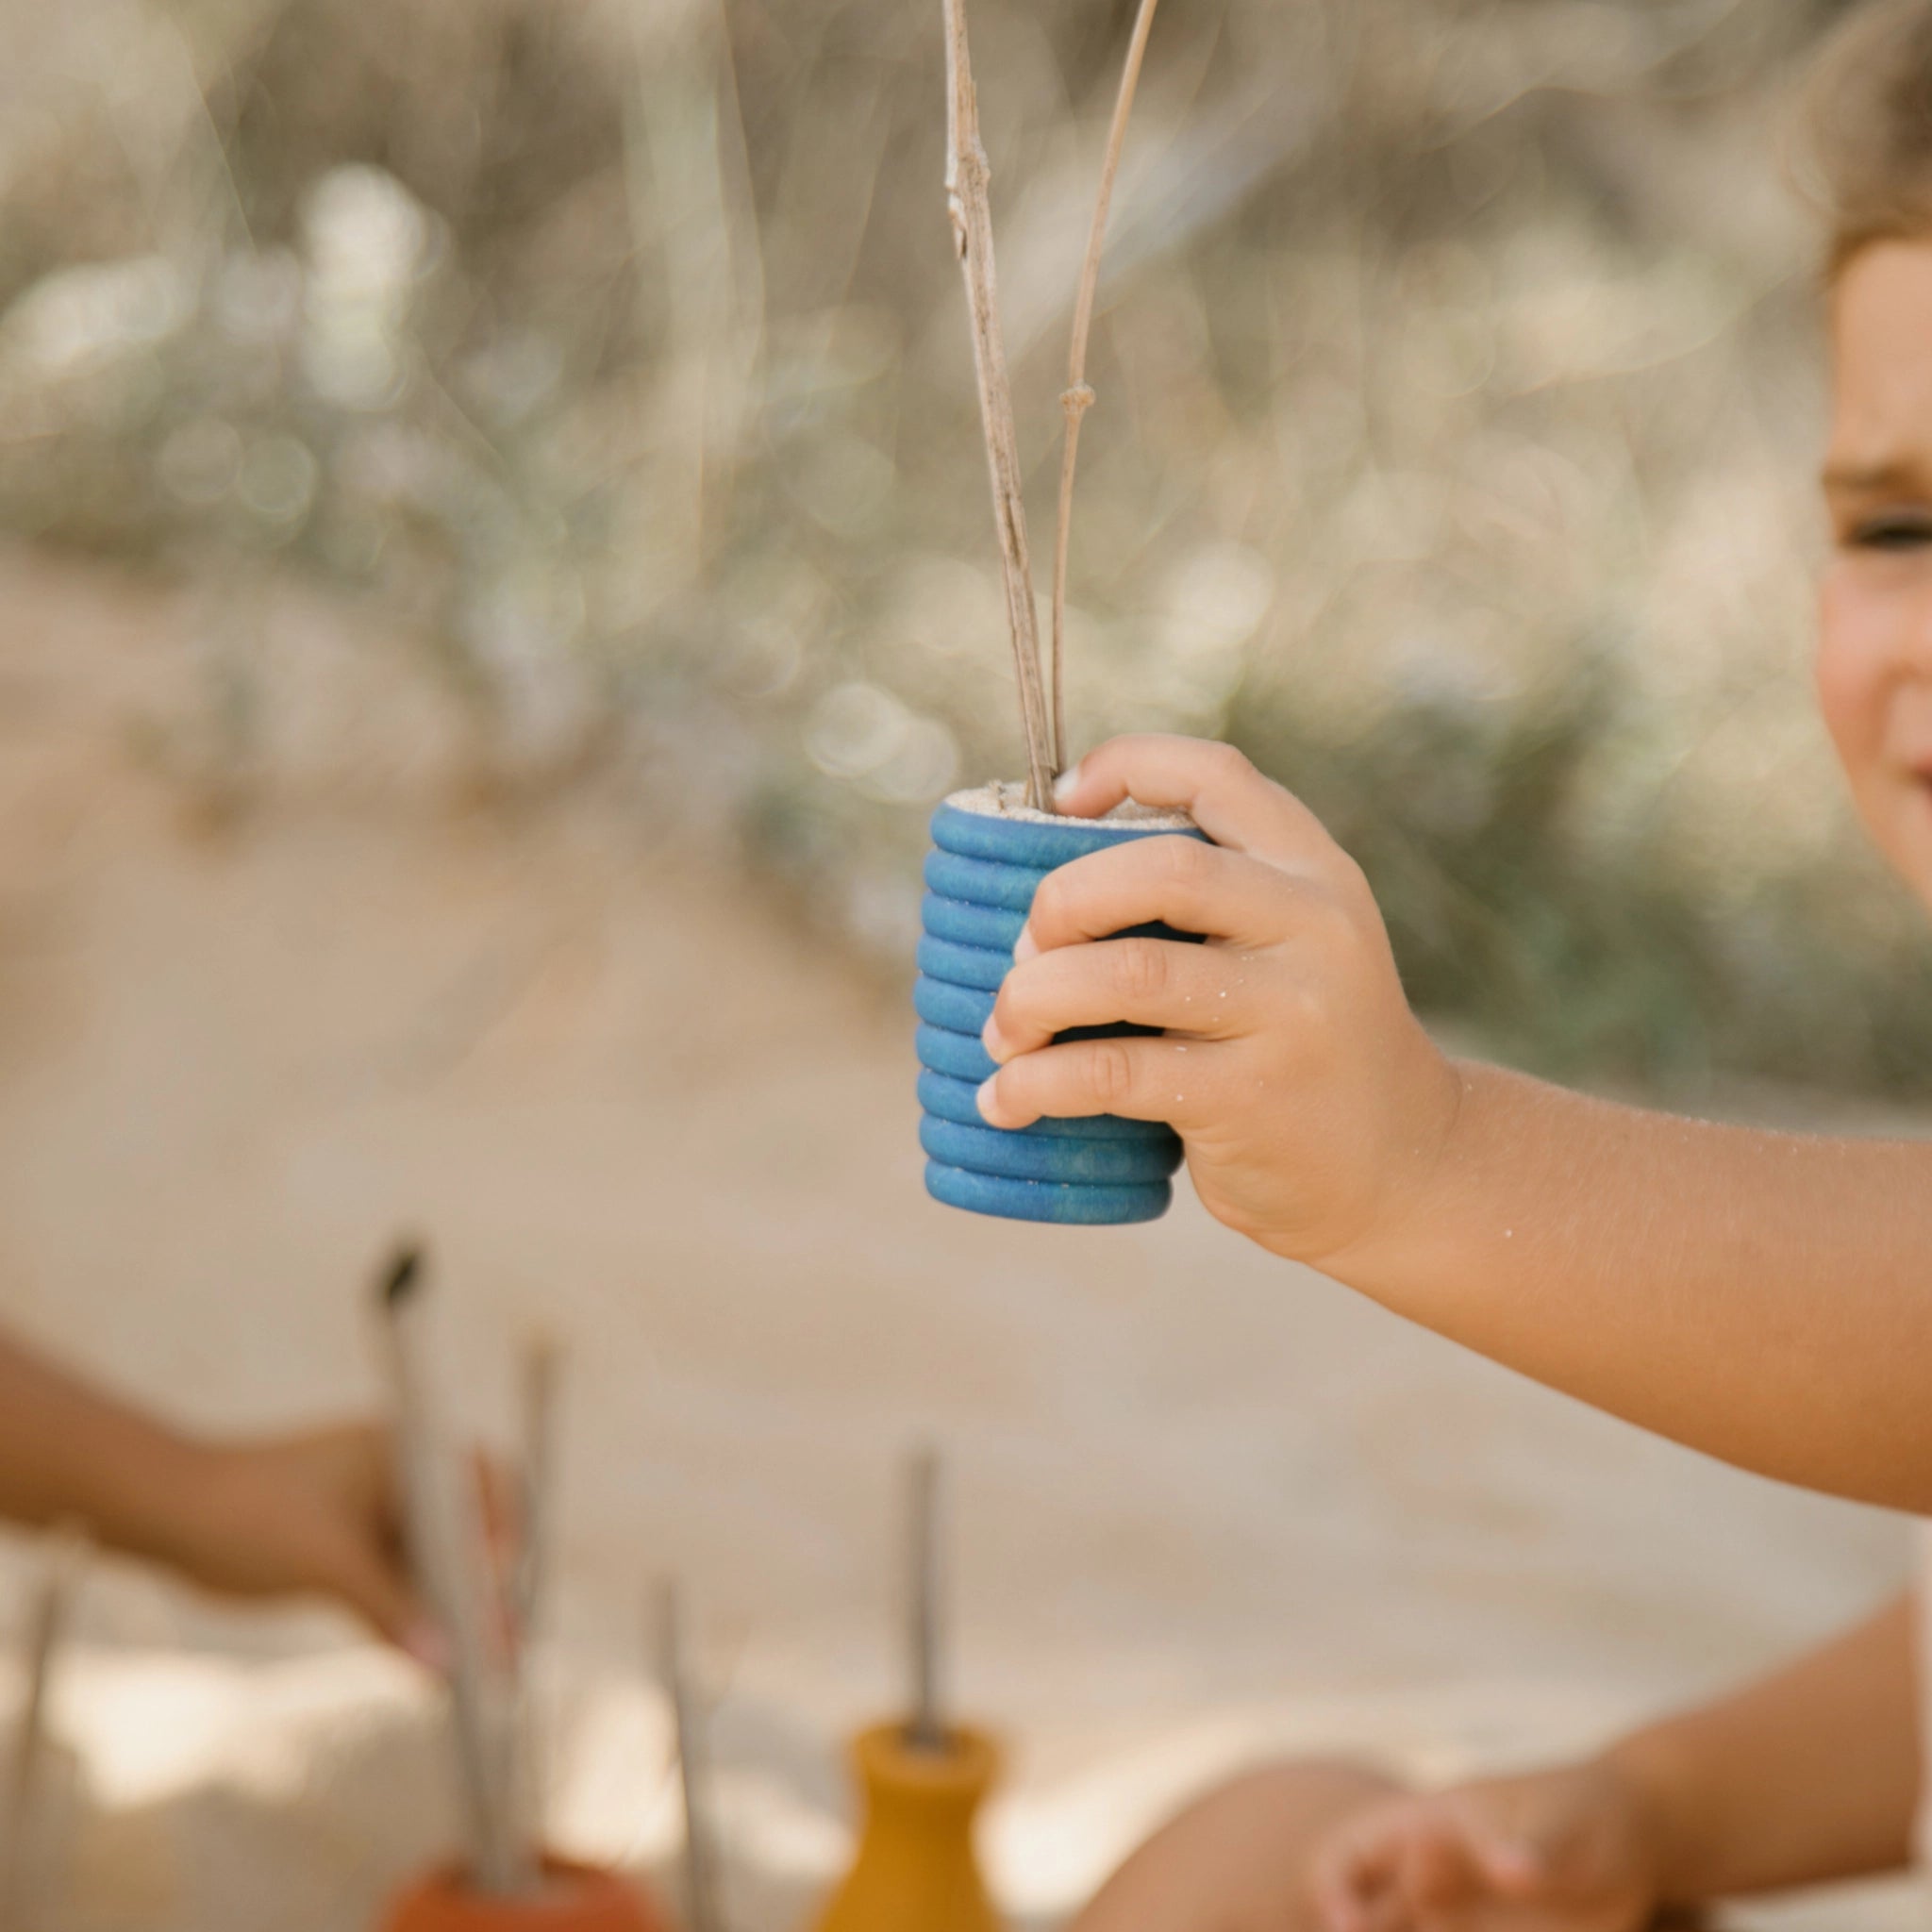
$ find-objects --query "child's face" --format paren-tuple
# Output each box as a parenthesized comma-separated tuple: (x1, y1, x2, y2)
(1820, 240, 1932, 913)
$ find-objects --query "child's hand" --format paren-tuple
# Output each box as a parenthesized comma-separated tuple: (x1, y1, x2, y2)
(976, 736, 1460, 1265)
(168, 1423, 506, 1665)
(1308, 1761, 1667, 1932)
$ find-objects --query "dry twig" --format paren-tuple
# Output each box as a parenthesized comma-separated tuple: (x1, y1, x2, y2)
(513, 1332, 560, 1636)
(376, 1245, 532, 1897)
(1051, 0, 1161, 770)
(508, 1330, 561, 1857)
(942, 0, 1056, 808)
(656, 1579, 724, 1932)
(904, 1444, 946, 1752)
(0, 1525, 88, 1931)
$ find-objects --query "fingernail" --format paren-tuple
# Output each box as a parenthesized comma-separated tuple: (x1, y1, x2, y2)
(1052, 762, 1082, 806)
(404, 1620, 451, 1674)
(981, 1014, 1010, 1062)
(975, 1075, 1008, 1126)
(1011, 924, 1039, 964)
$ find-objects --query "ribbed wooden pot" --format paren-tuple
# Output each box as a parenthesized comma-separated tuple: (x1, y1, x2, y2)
(809, 1724, 1004, 1932)
(916, 787, 1205, 1225)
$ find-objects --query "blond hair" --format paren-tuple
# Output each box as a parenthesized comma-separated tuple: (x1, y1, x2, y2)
(1805, 0, 1932, 275)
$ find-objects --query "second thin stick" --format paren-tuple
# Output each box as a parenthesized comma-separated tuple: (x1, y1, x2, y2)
(906, 1445, 947, 1753)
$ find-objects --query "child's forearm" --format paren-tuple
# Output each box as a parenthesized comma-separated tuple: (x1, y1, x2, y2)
(1007, 740, 1932, 1507)
(0, 1333, 215, 1568)
(1607, 1594, 1918, 1901)
(1332, 1062, 1932, 1510)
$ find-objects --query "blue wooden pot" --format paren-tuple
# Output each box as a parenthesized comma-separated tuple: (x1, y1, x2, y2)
(915, 786, 1206, 1225)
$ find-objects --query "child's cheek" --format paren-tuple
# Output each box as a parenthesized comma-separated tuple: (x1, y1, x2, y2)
(1815, 568, 1889, 789)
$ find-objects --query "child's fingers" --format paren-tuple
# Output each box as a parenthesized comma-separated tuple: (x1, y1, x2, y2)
(1348, 1896, 1408, 1932)
(984, 938, 1266, 1060)
(1312, 1878, 1405, 1932)
(1309, 1824, 1407, 1932)
(1398, 1818, 1481, 1912)
(341, 1546, 428, 1654)
(976, 1035, 1231, 1131)
(1443, 1779, 1580, 1898)
(292, 1502, 427, 1655)
(1055, 735, 1333, 867)
(1468, 1829, 1547, 1895)
(1017, 839, 1299, 958)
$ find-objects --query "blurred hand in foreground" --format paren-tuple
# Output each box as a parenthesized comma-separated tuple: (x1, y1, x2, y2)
(0, 1334, 508, 1665)
(1309, 1762, 1666, 1932)
(172, 1423, 441, 1660)
(165, 1423, 519, 1665)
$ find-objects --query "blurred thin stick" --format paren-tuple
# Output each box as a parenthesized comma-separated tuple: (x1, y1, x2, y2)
(656, 1579, 723, 1932)
(942, 0, 1056, 810)
(376, 1244, 532, 1896)
(623, 0, 766, 579)
(1050, 0, 1161, 772)
(513, 1332, 560, 1635)
(508, 1332, 561, 1855)
(0, 1524, 89, 1932)
(905, 1445, 946, 1752)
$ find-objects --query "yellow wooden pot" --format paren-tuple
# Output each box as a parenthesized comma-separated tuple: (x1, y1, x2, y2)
(810, 1724, 1003, 1932)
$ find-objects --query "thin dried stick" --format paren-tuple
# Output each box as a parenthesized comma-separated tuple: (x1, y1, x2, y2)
(376, 1245, 532, 1898)
(507, 1331, 560, 1857)
(0, 1525, 88, 1931)
(904, 1445, 946, 1753)
(943, 0, 1057, 810)
(1051, 0, 1162, 772)
(512, 1332, 560, 1637)
(655, 1579, 724, 1932)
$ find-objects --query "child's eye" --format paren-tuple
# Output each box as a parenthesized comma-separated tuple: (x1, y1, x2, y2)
(1849, 513, 1932, 551)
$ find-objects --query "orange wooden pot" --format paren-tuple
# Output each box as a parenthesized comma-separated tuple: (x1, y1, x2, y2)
(378, 1857, 670, 1932)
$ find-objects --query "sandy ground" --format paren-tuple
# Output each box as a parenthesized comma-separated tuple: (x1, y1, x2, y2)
(0, 550, 1923, 1928)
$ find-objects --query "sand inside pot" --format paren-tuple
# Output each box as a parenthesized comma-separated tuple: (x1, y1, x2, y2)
(437, 1859, 620, 1912)
(944, 782, 1196, 835)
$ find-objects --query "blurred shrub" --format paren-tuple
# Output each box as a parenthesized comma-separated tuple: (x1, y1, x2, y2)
(0, 0, 1927, 1092)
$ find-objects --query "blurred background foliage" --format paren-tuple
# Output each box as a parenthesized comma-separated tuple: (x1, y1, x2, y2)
(2, 0, 1928, 1092)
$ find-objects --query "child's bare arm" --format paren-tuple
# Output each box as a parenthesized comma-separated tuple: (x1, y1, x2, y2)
(0, 1328, 447, 1654)
(978, 734, 1932, 1509)
(0, 1332, 214, 1557)
(1609, 1591, 1918, 1902)
(1349, 1066, 1932, 1510)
